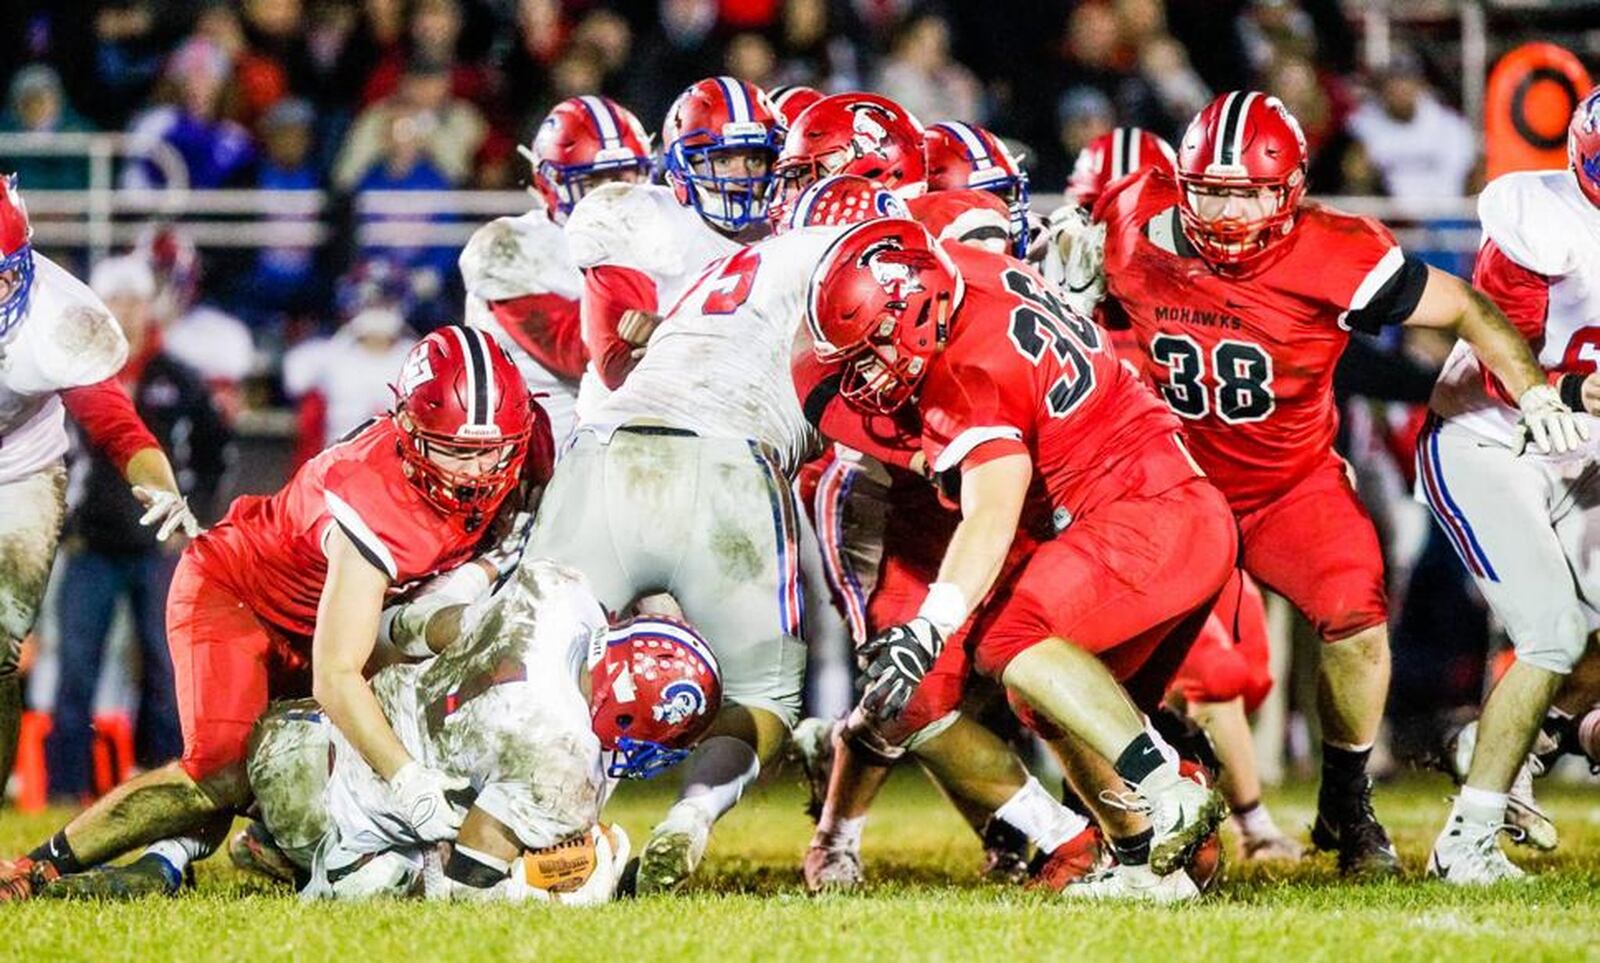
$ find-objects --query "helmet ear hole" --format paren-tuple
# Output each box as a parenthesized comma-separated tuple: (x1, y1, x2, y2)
(615, 714, 633, 729)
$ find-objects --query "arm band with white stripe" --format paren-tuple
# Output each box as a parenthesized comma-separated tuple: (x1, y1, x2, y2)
(1343, 253, 1430, 335)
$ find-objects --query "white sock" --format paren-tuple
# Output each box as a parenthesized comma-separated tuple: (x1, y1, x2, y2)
(994, 776, 1090, 853)
(815, 815, 866, 852)
(1455, 785, 1509, 826)
(677, 736, 761, 823)
(145, 835, 212, 874)
(1232, 802, 1279, 839)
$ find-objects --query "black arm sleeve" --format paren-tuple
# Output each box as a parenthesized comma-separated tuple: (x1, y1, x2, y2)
(1343, 253, 1430, 335)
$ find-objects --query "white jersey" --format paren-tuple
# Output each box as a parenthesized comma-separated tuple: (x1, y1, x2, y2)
(164, 304, 254, 386)
(0, 254, 128, 484)
(1430, 169, 1600, 450)
(564, 183, 745, 422)
(460, 210, 584, 440)
(324, 560, 611, 858)
(592, 227, 844, 474)
(282, 334, 417, 447)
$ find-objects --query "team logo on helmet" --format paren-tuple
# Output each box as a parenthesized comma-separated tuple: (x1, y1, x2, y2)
(398, 352, 433, 395)
(653, 680, 708, 726)
(860, 237, 928, 303)
(849, 104, 897, 159)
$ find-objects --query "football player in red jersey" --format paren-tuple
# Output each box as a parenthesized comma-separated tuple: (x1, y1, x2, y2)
(805, 218, 1237, 902)
(0, 327, 545, 901)
(1097, 90, 1585, 875)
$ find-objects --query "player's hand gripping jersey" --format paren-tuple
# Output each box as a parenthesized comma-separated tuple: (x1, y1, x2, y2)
(1098, 168, 1427, 512)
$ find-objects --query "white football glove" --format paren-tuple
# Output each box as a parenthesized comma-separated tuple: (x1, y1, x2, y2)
(388, 761, 471, 843)
(1517, 384, 1589, 455)
(1027, 203, 1107, 317)
(132, 485, 200, 541)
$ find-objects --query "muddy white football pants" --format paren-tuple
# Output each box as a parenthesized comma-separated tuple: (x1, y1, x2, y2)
(0, 462, 67, 664)
(1417, 417, 1600, 674)
(526, 426, 806, 727)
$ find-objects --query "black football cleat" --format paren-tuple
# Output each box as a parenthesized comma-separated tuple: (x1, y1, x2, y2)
(39, 854, 190, 900)
(1311, 777, 1400, 878)
(979, 817, 1030, 885)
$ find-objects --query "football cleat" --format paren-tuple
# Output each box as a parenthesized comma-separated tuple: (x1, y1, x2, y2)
(788, 717, 840, 822)
(979, 817, 1030, 885)
(803, 841, 863, 894)
(635, 803, 713, 895)
(1100, 774, 1229, 876)
(39, 853, 188, 900)
(1026, 826, 1107, 891)
(0, 856, 57, 902)
(1444, 721, 1558, 851)
(1428, 814, 1528, 885)
(1310, 777, 1400, 877)
(228, 822, 299, 886)
(1058, 863, 1199, 904)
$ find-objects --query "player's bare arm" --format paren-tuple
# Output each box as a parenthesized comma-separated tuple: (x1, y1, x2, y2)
(1403, 265, 1588, 453)
(932, 452, 1033, 628)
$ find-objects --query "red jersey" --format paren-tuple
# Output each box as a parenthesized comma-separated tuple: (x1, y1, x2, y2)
(188, 418, 498, 640)
(916, 244, 1195, 524)
(1098, 169, 1429, 513)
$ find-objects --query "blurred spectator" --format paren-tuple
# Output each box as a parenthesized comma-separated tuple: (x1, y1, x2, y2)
(1266, 53, 1356, 193)
(62, 1, 172, 131)
(0, 66, 95, 191)
(46, 255, 230, 800)
(123, 36, 258, 189)
(1137, 35, 1210, 128)
(625, 0, 720, 128)
(875, 14, 982, 126)
(726, 33, 778, 90)
(1058, 1, 1173, 139)
(1239, 0, 1319, 73)
(772, 0, 859, 91)
(333, 56, 487, 190)
(360, 0, 496, 110)
(234, 0, 317, 127)
(282, 304, 414, 460)
(241, 99, 322, 319)
(1347, 53, 1477, 198)
(501, 0, 567, 117)
(137, 225, 257, 419)
(1057, 86, 1115, 174)
(572, 9, 634, 86)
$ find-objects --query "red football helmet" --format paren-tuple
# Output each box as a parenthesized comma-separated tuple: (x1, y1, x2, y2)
(924, 122, 1029, 255)
(772, 93, 927, 224)
(663, 76, 785, 233)
(805, 217, 963, 414)
(520, 96, 653, 222)
(1175, 91, 1308, 266)
(0, 174, 34, 341)
(908, 189, 1013, 254)
(1571, 85, 1600, 209)
(133, 223, 201, 320)
(1068, 126, 1177, 209)
(768, 84, 823, 128)
(589, 615, 722, 779)
(774, 173, 909, 233)
(392, 325, 536, 518)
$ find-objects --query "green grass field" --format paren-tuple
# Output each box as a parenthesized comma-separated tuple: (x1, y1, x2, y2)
(3, 770, 1599, 962)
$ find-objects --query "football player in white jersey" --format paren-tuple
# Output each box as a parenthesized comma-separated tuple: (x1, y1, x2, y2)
(0, 176, 197, 802)
(563, 76, 783, 421)
(44, 560, 721, 902)
(1422, 88, 1600, 884)
(459, 96, 653, 442)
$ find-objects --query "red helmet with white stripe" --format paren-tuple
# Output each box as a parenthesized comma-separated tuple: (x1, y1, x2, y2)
(908, 189, 1014, 254)
(0, 174, 34, 342)
(805, 217, 963, 414)
(772, 93, 927, 225)
(1571, 85, 1600, 209)
(521, 96, 653, 223)
(773, 173, 909, 233)
(924, 122, 1030, 255)
(768, 84, 823, 128)
(663, 76, 785, 233)
(1068, 126, 1177, 209)
(590, 615, 722, 779)
(393, 325, 537, 518)
(1176, 91, 1308, 266)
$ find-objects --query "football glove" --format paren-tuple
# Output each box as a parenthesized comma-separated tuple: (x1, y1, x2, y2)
(858, 618, 943, 722)
(389, 761, 472, 843)
(1517, 384, 1588, 455)
(132, 486, 200, 542)
(1027, 203, 1106, 317)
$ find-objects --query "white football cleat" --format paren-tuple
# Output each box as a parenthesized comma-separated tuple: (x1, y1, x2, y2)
(1446, 722, 1558, 851)
(1102, 776, 1229, 876)
(1428, 814, 1528, 886)
(636, 803, 713, 895)
(1059, 863, 1199, 904)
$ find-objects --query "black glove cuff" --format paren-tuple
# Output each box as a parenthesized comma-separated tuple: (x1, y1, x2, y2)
(1559, 373, 1586, 412)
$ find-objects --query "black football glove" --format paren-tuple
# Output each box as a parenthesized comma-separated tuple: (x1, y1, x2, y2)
(858, 617, 944, 722)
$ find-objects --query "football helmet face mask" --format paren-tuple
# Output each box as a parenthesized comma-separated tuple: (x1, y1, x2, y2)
(392, 326, 536, 518)
(0, 174, 34, 343)
(772, 173, 909, 233)
(1175, 91, 1308, 267)
(806, 217, 963, 414)
(1068, 126, 1177, 209)
(522, 96, 653, 223)
(589, 616, 722, 779)
(771, 93, 927, 225)
(924, 122, 1031, 257)
(1571, 85, 1600, 209)
(663, 76, 785, 234)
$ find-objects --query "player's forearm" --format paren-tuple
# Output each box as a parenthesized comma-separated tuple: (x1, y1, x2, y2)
(1454, 286, 1546, 398)
(315, 667, 412, 780)
(123, 446, 180, 493)
(930, 454, 1032, 632)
